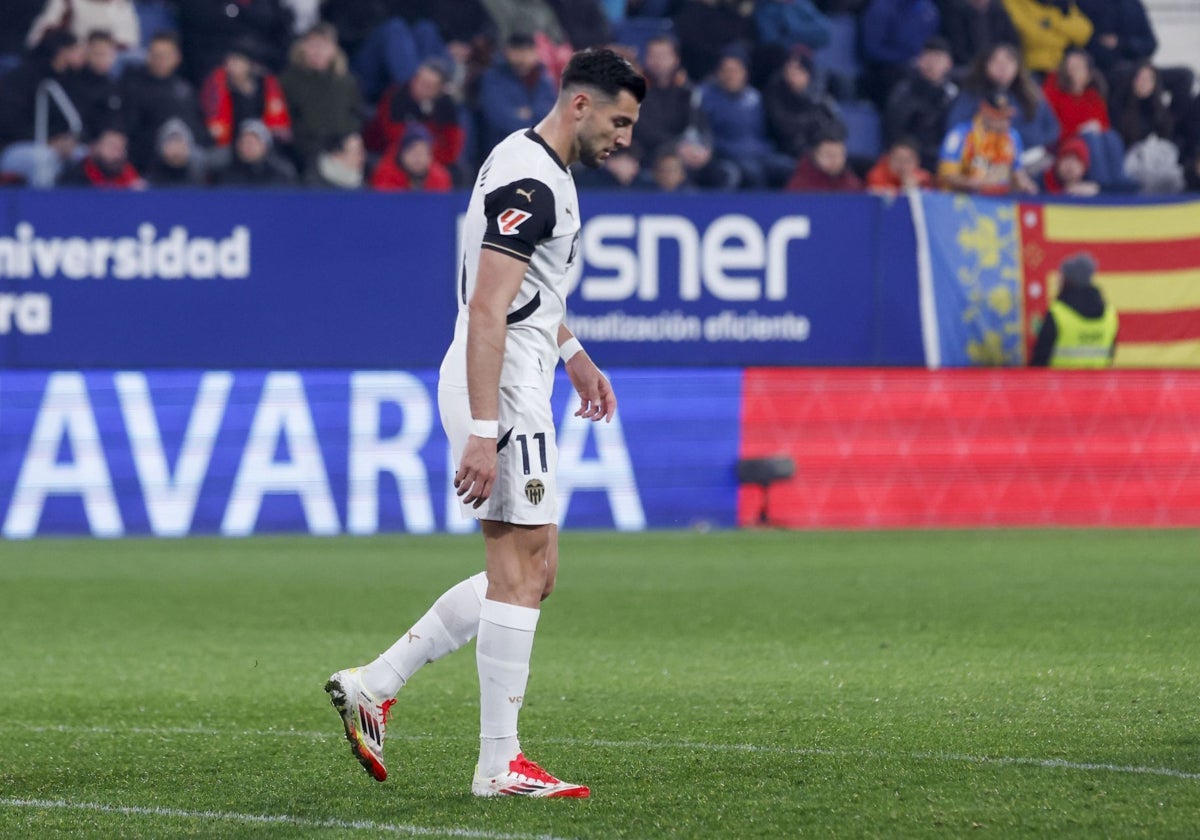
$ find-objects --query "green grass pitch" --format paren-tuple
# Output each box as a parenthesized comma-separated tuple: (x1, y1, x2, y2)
(2, 529, 1199, 838)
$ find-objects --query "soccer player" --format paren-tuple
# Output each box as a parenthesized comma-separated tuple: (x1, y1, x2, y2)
(325, 48, 645, 799)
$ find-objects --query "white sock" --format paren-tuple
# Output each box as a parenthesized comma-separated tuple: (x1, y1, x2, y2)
(360, 572, 488, 699)
(476, 598, 540, 776)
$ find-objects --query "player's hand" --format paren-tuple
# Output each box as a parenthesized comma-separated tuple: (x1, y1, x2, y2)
(565, 351, 617, 423)
(454, 434, 497, 508)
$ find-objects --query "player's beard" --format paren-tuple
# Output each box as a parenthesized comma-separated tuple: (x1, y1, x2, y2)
(578, 133, 609, 169)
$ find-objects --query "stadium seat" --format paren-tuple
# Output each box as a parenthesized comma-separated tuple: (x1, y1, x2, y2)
(0, 143, 62, 188)
(613, 17, 675, 61)
(840, 101, 882, 163)
(814, 14, 861, 101)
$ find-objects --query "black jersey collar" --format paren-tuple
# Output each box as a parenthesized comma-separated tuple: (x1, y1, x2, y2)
(524, 128, 568, 172)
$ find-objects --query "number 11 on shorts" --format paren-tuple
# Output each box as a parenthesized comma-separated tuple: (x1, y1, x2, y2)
(514, 432, 547, 475)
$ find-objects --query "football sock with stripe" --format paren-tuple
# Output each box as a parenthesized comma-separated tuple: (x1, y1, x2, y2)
(361, 572, 488, 699)
(476, 598, 540, 776)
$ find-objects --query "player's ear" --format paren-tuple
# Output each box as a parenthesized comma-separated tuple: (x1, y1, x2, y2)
(569, 89, 591, 121)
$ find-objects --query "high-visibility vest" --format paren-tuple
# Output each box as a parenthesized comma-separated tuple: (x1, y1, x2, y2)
(1049, 299, 1118, 369)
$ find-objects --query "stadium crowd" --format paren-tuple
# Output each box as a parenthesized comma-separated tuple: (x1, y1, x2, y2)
(0, 0, 1197, 194)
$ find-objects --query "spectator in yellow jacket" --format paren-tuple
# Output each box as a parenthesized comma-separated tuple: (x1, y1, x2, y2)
(1002, 0, 1093, 75)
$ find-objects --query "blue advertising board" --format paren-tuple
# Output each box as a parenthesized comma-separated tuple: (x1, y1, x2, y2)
(0, 367, 741, 537)
(0, 190, 924, 369)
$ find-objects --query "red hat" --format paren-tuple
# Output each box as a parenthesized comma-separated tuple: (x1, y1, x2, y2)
(1057, 136, 1090, 169)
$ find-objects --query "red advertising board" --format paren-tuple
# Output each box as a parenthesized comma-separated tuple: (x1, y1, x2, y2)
(739, 369, 1200, 528)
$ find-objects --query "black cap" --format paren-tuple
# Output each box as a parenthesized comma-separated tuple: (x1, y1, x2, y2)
(507, 32, 536, 49)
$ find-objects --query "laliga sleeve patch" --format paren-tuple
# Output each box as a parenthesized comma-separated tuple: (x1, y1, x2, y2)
(482, 178, 557, 261)
(497, 208, 533, 235)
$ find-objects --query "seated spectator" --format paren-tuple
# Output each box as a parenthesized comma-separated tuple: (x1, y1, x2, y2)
(144, 118, 208, 187)
(765, 48, 844, 160)
(1110, 61, 1173, 151)
(1042, 48, 1108, 146)
(1000, 0, 1091, 76)
(1042, 134, 1098, 195)
(697, 45, 795, 189)
(648, 144, 697, 192)
(27, 0, 140, 52)
(305, 132, 366, 189)
(946, 42, 1060, 161)
(178, 0, 294, 83)
(70, 30, 123, 141)
(482, 0, 565, 46)
(787, 130, 864, 190)
(1073, 0, 1192, 138)
(213, 118, 298, 186)
(58, 126, 144, 188)
(936, 0, 1019, 72)
(885, 36, 957, 172)
(367, 60, 464, 173)
(476, 32, 557, 156)
(671, 0, 755, 82)
(633, 36, 699, 159)
(0, 30, 85, 146)
(862, 0, 941, 106)
(346, 10, 449, 102)
(548, 0, 612, 49)
(754, 0, 832, 52)
(574, 145, 646, 190)
(121, 31, 210, 171)
(938, 91, 1037, 193)
(201, 44, 292, 149)
(1075, 0, 1154, 76)
(371, 125, 453, 192)
(866, 137, 933, 193)
(281, 22, 362, 171)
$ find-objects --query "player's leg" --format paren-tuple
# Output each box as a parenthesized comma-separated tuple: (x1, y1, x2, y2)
(542, 524, 558, 602)
(325, 571, 487, 781)
(471, 520, 587, 798)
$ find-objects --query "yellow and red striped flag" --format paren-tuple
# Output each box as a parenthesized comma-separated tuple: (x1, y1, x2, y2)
(1019, 201, 1200, 367)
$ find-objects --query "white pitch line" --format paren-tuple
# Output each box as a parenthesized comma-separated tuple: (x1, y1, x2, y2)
(0, 798, 571, 840)
(11, 724, 1200, 782)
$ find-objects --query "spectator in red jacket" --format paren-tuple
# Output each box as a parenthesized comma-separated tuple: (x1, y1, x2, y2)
(1042, 134, 1098, 195)
(371, 124, 453, 192)
(58, 127, 145, 189)
(865, 137, 934, 194)
(366, 59, 464, 172)
(201, 44, 292, 148)
(1042, 47, 1108, 143)
(786, 130, 864, 191)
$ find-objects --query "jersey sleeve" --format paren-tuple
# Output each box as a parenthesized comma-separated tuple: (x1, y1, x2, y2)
(481, 178, 557, 263)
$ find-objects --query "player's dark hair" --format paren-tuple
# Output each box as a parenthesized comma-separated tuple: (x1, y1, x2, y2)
(560, 48, 646, 104)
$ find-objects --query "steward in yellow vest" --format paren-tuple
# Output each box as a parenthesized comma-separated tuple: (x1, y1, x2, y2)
(1030, 252, 1118, 368)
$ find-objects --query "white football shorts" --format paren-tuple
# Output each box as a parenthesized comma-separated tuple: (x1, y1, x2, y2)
(438, 383, 558, 526)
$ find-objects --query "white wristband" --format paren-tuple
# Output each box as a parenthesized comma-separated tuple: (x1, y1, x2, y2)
(469, 418, 498, 439)
(559, 337, 584, 362)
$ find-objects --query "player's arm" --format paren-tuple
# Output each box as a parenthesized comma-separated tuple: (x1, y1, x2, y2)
(558, 324, 617, 423)
(455, 249, 526, 507)
(454, 177, 556, 507)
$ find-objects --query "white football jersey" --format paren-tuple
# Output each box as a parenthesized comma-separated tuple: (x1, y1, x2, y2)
(439, 129, 581, 391)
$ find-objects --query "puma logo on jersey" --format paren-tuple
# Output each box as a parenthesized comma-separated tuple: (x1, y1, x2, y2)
(515, 187, 536, 203)
(498, 208, 532, 235)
